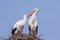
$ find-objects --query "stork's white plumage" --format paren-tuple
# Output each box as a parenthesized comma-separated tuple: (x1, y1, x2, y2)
(12, 15, 28, 34)
(28, 8, 39, 35)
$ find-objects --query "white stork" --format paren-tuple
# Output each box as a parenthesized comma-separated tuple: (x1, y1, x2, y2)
(11, 14, 30, 35)
(28, 8, 39, 36)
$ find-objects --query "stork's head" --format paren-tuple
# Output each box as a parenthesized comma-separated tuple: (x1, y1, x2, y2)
(23, 8, 39, 19)
(23, 14, 30, 20)
(27, 8, 39, 16)
(23, 15, 27, 19)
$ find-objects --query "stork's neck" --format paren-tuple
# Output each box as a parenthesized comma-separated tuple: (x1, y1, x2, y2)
(23, 15, 27, 21)
(24, 17, 27, 21)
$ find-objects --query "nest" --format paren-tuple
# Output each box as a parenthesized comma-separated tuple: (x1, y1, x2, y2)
(6, 32, 41, 40)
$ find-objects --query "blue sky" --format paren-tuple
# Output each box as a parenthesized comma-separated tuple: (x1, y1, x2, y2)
(0, 0, 60, 40)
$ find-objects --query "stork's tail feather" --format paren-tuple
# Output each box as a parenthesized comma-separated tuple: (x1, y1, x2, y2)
(11, 28, 17, 34)
(29, 25, 31, 34)
(36, 26, 38, 35)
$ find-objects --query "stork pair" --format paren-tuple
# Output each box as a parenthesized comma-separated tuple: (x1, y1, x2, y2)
(11, 8, 39, 36)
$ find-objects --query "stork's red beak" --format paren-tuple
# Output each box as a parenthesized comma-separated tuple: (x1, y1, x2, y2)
(27, 8, 39, 17)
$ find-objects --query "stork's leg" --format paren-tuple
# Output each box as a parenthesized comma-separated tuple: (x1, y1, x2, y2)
(36, 26, 38, 35)
(29, 25, 31, 34)
(11, 28, 17, 35)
